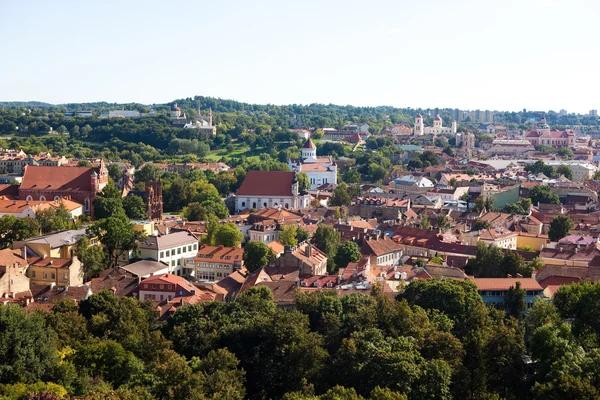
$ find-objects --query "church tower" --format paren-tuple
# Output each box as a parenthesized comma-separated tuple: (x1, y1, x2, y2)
(414, 114, 424, 135)
(301, 138, 317, 161)
(433, 115, 442, 130)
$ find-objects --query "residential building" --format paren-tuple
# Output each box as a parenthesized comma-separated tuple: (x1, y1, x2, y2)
(137, 273, 196, 301)
(190, 244, 244, 282)
(0, 249, 30, 298)
(119, 260, 170, 278)
(270, 242, 328, 276)
(477, 227, 518, 249)
(13, 229, 91, 258)
(426, 187, 469, 201)
(470, 278, 544, 308)
(0, 198, 83, 219)
(25, 254, 83, 287)
(390, 175, 434, 194)
(234, 171, 310, 212)
(487, 139, 535, 156)
(289, 139, 337, 190)
(361, 234, 403, 266)
(139, 232, 199, 276)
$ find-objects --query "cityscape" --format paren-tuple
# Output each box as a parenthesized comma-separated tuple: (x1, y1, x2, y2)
(2, 0, 600, 399)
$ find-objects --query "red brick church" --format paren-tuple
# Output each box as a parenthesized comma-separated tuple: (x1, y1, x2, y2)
(19, 161, 109, 218)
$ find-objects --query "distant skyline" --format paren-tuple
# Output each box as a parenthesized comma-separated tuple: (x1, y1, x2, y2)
(1, 0, 599, 113)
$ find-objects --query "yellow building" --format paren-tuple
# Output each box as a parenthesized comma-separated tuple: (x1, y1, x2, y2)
(516, 233, 549, 251)
(25, 255, 83, 287)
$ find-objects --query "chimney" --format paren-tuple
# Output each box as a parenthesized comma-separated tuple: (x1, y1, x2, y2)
(21, 245, 27, 260)
(306, 244, 312, 258)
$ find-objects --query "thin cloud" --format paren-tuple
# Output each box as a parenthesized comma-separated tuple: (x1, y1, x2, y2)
(387, 27, 405, 35)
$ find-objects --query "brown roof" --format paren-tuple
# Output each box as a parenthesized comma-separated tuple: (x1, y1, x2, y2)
(236, 171, 295, 197)
(293, 243, 327, 266)
(362, 235, 403, 256)
(470, 277, 543, 291)
(87, 270, 138, 297)
(0, 249, 26, 267)
(195, 245, 243, 265)
(303, 139, 316, 149)
(20, 165, 95, 192)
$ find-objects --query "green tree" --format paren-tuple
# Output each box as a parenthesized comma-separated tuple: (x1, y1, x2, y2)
(555, 165, 573, 180)
(343, 170, 361, 184)
(0, 305, 58, 384)
(436, 214, 451, 231)
(77, 159, 92, 167)
(214, 223, 243, 247)
(122, 195, 147, 220)
(525, 160, 554, 176)
(557, 146, 574, 159)
(280, 225, 298, 246)
(421, 214, 431, 229)
(87, 217, 145, 268)
(202, 215, 220, 246)
(529, 185, 560, 205)
(36, 203, 74, 233)
(296, 226, 310, 243)
(334, 241, 362, 269)
(74, 236, 105, 278)
(134, 163, 163, 184)
(312, 225, 340, 272)
(107, 163, 122, 182)
(505, 282, 526, 319)
(0, 216, 39, 248)
(93, 181, 125, 219)
(297, 172, 309, 192)
(548, 215, 573, 241)
(330, 185, 351, 207)
(182, 202, 207, 221)
(243, 241, 275, 272)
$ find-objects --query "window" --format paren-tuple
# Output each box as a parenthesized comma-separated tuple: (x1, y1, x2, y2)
(160, 285, 164, 289)
(51, 272, 55, 279)
(168, 285, 172, 290)
(188, 245, 192, 252)
(160, 251, 164, 258)
(31, 271, 35, 278)
(166, 250, 170, 257)
(63, 273, 67, 280)
(193, 243, 197, 250)
(177, 248, 181, 254)
(242, 201, 246, 207)
(152, 284, 156, 289)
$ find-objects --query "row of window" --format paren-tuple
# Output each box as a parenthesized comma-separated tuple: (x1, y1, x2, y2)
(159, 243, 197, 259)
(28, 270, 68, 280)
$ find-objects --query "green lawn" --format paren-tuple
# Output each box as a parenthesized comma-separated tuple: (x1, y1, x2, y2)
(205, 143, 264, 161)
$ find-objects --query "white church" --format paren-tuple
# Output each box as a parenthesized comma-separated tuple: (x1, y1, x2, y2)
(289, 139, 338, 190)
(413, 114, 457, 135)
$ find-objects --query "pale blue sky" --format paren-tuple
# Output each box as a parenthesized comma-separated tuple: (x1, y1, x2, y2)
(1, 0, 598, 112)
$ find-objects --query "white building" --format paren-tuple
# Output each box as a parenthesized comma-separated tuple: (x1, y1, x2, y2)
(139, 231, 199, 276)
(289, 139, 337, 190)
(414, 114, 457, 136)
(234, 171, 311, 212)
(544, 161, 597, 181)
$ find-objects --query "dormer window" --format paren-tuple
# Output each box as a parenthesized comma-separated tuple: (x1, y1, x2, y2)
(313, 281, 319, 287)
(301, 281, 307, 287)
(326, 282, 333, 288)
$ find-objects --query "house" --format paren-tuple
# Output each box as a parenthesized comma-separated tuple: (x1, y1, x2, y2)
(477, 227, 518, 249)
(361, 234, 404, 266)
(0, 249, 30, 298)
(0, 198, 83, 219)
(289, 139, 337, 190)
(137, 273, 198, 301)
(13, 229, 91, 258)
(270, 242, 328, 276)
(470, 277, 544, 308)
(190, 244, 244, 283)
(390, 176, 434, 194)
(138, 232, 198, 276)
(234, 171, 310, 212)
(25, 254, 83, 287)
(349, 196, 410, 219)
(19, 163, 109, 217)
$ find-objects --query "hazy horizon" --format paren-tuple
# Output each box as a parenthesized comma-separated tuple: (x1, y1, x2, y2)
(2, 0, 599, 114)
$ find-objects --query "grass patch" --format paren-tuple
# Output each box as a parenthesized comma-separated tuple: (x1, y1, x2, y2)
(205, 142, 264, 161)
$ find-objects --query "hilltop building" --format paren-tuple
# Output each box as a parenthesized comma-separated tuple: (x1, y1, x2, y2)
(413, 114, 457, 136)
(289, 139, 337, 190)
(525, 116, 575, 148)
(234, 171, 310, 212)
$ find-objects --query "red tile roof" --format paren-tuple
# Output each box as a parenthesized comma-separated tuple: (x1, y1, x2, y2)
(470, 277, 543, 291)
(236, 171, 295, 197)
(303, 139, 316, 149)
(20, 165, 95, 192)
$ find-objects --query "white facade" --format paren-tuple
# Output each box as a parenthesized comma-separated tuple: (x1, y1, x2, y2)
(289, 140, 338, 190)
(414, 114, 457, 136)
(139, 235, 199, 276)
(236, 195, 310, 211)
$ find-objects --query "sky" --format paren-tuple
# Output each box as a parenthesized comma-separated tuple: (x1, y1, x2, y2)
(0, 0, 598, 113)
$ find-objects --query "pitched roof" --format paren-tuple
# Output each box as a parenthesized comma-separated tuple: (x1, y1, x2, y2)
(303, 139, 317, 149)
(236, 171, 295, 197)
(20, 165, 96, 192)
(140, 231, 197, 250)
(119, 260, 169, 277)
(0, 249, 26, 267)
(362, 235, 403, 256)
(194, 245, 244, 265)
(470, 277, 543, 291)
